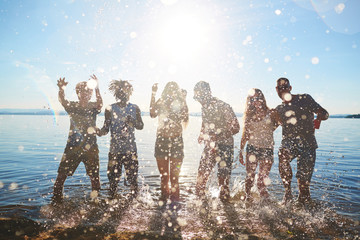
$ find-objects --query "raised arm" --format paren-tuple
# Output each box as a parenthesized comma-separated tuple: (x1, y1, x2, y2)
(97, 108, 111, 136)
(90, 74, 103, 111)
(150, 83, 159, 118)
(57, 77, 69, 108)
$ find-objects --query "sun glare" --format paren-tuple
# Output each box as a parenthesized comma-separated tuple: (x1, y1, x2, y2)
(157, 14, 210, 59)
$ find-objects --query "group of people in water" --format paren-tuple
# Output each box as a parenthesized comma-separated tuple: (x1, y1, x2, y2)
(52, 75, 329, 207)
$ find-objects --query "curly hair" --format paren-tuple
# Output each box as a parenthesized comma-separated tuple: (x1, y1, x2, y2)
(109, 80, 133, 101)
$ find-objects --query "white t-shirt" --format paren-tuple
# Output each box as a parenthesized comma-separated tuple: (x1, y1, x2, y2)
(247, 112, 274, 149)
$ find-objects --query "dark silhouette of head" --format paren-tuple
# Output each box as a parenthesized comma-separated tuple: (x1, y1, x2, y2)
(109, 80, 133, 103)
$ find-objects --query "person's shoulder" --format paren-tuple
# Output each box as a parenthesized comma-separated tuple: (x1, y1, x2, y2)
(128, 102, 141, 110)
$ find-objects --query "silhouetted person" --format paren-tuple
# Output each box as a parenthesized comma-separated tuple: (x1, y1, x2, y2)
(150, 82, 189, 202)
(194, 81, 240, 202)
(53, 75, 103, 203)
(97, 80, 144, 198)
(275, 77, 328, 204)
(239, 88, 280, 203)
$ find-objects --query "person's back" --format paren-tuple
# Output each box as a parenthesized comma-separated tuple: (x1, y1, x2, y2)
(193, 81, 240, 202)
(201, 97, 237, 146)
(276, 94, 320, 148)
(275, 77, 328, 204)
(65, 101, 100, 148)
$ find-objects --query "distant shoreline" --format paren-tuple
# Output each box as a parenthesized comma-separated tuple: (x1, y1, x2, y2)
(0, 109, 358, 118)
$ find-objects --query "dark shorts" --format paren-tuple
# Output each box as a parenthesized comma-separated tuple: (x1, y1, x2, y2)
(58, 144, 99, 178)
(246, 144, 274, 163)
(154, 135, 184, 160)
(279, 144, 316, 182)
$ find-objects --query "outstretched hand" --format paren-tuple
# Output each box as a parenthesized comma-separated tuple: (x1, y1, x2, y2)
(90, 74, 99, 89)
(57, 77, 68, 89)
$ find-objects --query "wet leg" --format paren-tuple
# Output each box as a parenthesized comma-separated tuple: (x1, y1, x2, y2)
(279, 148, 293, 204)
(245, 154, 258, 202)
(195, 148, 216, 197)
(156, 157, 170, 200)
(107, 154, 121, 197)
(53, 172, 67, 203)
(169, 158, 183, 201)
(257, 157, 273, 199)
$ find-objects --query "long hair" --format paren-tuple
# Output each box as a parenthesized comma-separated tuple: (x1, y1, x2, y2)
(160, 81, 189, 126)
(243, 88, 270, 127)
(109, 80, 133, 101)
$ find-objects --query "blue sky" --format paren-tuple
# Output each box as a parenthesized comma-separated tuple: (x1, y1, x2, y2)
(0, 0, 359, 114)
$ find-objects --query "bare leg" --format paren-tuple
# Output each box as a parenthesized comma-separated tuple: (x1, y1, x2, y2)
(298, 179, 311, 203)
(53, 172, 67, 203)
(257, 158, 273, 198)
(156, 158, 170, 200)
(169, 158, 183, 201)
(245, 152, 258, 201)
(278, 148, 293, 204)
(195, 147, 216, 196)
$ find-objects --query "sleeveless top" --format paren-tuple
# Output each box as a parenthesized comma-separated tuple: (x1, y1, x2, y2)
(109, 103, 138, 154)
(247, 112, 274, 149)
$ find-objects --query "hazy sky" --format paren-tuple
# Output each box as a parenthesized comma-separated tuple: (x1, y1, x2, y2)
(1, 0, 359, 114)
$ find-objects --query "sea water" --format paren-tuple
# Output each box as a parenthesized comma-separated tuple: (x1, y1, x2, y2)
(0, 115, 359, 238)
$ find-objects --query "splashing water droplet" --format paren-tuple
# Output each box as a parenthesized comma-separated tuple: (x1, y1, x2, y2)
(334, 3, 345, 14)
(9, 182, 18, 191)
(284, 93, 292, 102)
(275, 9, 282, 15)
(311, 57, 320, 65)
(249, 155, 256, 163)
(87, 79, 97, 89)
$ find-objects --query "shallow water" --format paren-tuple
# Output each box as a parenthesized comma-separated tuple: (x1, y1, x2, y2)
(0, 115, 359, 239)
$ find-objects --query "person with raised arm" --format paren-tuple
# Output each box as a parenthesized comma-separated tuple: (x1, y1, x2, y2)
(53, 75, 103, 204)
(97, 80, 143, 198)
(150, 82, 189, 202)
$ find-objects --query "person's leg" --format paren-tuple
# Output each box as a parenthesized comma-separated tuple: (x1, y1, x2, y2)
(156, 157, 170, 200)
(195, 146, 216, 196)
(245, 146, 259, 201)
(53, 147, 80, 203)
(53, 172, 67, 202)
(296, 149, 316, 203)
(257, 149, 273, 198)
(84, 146, 101, 194)
(218, 144, 234, 202)
(107, 153, 121, 196)
(278, 147, 293, 203)
(123, 152, 139, 195)
(169, 157, 183, 201)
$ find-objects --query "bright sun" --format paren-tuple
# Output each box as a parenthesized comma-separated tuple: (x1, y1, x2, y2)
(157, 14, 210, 59)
